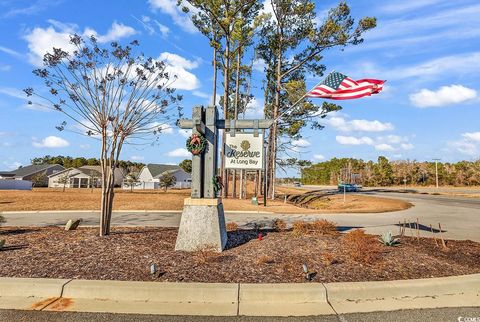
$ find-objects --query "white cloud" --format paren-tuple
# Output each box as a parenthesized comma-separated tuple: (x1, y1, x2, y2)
(336, 136, 374, 145)
(33, 136, 69, 148)
(192, 91, 210, 99)
(0, 46, 23, 58)
(79, 144, 90, 149)
(133, 15, 170, 38)
(0, 87, 26, 99)
(252, 59, 266, 72)
(409, 85, 477, 108)
(24, 20, 137, 66)
(379, 0, 443, 14)
(326, 116, 393, 132)
(449, 140, 478, 156)
(462, 132, 480, 142)
(130, 155, 144, 161)
(313, 154, 325, 160)
(158, 52, 200, 90)
(243, 97, 264, 118)
(3, 161, 22, 170)
(178, 129, 192, 138)
(85, 22, 136, 43)
(292, 139, 310, 147)
(148, 0, 197, 33)
(167, 148, 190, 157)
(0, 64, 11, 72)
(400, 143, 414, 150)
(375, 143, 395, 151)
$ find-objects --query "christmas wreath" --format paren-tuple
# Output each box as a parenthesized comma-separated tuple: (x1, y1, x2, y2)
(186, 133, 207, 155)
(212, 175, 223, 195)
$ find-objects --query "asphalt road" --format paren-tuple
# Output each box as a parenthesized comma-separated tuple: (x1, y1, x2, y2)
(2, 190, 479, 241)
(1, 307, 479, 322)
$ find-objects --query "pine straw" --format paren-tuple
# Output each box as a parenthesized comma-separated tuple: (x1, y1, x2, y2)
(1, 226, 479, 283)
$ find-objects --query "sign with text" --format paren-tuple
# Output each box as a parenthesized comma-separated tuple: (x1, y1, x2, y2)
(225, 133, 264, 170)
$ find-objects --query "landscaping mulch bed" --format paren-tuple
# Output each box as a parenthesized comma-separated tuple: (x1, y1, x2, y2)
(1, 226, 479, 283)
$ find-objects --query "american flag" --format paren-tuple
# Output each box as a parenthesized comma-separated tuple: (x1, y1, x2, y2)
(307, 71, 385, 100)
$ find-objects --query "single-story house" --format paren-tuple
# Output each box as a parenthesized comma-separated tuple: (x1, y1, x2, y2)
(48, 165, 124, 188)
(0, 164, 65, 187)
(127, 163, 191, 189)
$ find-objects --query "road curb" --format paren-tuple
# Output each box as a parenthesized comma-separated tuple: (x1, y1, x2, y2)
(0, 274, 478, 316)
(0, 210, 274, 215)
(325, 274, 480, 314)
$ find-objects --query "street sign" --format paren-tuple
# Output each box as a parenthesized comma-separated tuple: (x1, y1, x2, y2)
(225, 133, 264, 170)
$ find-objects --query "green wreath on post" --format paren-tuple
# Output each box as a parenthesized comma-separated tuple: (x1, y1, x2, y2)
(186, 133, 207, 155)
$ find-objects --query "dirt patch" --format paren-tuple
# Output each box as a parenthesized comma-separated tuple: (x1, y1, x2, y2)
(306, 194, 412, 213)
(1, 226, 478, 283)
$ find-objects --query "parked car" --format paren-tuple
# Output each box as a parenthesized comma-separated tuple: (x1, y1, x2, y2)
(293, 182, 302, 187)
(338, 183, 358, 192)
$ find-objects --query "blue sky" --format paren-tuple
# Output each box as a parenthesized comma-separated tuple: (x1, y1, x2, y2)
(0, 0, 479, 174)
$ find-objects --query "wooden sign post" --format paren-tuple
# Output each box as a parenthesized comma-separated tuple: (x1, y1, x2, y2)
(175, 105, 272, 252)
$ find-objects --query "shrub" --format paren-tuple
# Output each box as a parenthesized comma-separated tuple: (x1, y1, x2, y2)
(343, 229, 381, 264)
(226, 222, 238, 232)
(292, 219, 337, 236)
(379, 231, 400, 246)
(272, 219, 287, 232)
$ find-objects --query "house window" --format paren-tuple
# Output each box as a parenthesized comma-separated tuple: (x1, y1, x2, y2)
(80, 178, 88, 188)
(70, 178, 80, 188)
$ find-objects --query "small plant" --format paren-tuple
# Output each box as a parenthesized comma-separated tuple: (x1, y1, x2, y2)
(0, 239, 5, 250)
(344, 229, 381, 264)
(226, 222, 238, 232)
(292, 219, 337, 236)
(379, 231, 400, 246)
(256, 255, 275, 265)
(272, 219, 287, 232)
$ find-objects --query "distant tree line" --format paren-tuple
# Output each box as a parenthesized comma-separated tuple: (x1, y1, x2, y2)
(30, 155, 145, 171)
(301, 157, 480, 187)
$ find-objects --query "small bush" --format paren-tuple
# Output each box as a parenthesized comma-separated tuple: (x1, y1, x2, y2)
(343, 229, 381, 264)
(292, 220, 337, 236)
(272, 219, 287, 232)
(226, 222, 238, 232)
(256, 255, 275, 265)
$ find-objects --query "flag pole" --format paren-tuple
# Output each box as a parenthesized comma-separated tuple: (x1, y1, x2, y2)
(274, 71, 334, 123)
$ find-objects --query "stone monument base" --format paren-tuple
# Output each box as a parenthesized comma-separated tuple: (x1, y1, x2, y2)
(175, 198, 227, 252)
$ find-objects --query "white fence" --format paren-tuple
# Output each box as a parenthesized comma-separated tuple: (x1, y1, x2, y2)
(0, 179, 32, 190)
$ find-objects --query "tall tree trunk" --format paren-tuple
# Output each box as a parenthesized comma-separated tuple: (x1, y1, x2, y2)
(232, 47, 242, 198)
(222, 39, 231, 198)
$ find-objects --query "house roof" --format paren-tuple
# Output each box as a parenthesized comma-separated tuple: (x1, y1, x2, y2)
(47, 166, 124, 178)
(0, 164, 63, 178)
(145, 164, 182, 178)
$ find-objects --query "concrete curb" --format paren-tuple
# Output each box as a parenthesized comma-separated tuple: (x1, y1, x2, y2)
(0, 274, 478, 316)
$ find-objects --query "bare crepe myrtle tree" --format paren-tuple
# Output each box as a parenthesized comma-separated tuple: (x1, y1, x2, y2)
(25, 35, 182, 236)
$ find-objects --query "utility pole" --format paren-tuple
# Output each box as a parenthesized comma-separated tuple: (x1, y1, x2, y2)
(433, 158, 441, 188)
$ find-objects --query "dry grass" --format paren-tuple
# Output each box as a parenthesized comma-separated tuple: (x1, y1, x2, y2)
(292, 219, 338, 236)
(322, 252, 336, 266)
(272, 219, 287, 232)
(226, 222, 239, 232)
(307, 194, 411, 213)
(0, 188, 411, 214)
(343, 229, 382, 264)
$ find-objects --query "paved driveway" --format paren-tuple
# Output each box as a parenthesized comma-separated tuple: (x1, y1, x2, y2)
(2, 191, 479, 241)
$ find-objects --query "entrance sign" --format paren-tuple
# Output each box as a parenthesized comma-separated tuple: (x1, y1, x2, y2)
(225, 133, 264, 170)
(175, 105, 273, 252)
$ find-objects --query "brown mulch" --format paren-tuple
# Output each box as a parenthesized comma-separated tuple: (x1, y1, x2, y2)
(0, 226, 479, 283)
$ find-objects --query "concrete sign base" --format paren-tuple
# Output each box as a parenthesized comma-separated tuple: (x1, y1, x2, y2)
(175, 198, 227, 252)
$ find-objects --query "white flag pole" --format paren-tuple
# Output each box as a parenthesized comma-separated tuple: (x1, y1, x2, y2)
(273, 70, 334, 123)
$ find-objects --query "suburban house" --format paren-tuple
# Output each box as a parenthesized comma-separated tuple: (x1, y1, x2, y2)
(0, 164, 65, 187)
(130, 163, 191, 189)
(48, 165, 124, 188)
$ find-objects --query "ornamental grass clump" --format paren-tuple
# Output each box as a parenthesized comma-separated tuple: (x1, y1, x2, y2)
(379, 231, 400, 246)
(226, 222, 239, 232)
(292, 219, 337, 236)
(272, 218, 287, 232)
(344, 229, 381, 264)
